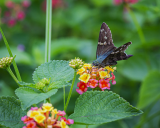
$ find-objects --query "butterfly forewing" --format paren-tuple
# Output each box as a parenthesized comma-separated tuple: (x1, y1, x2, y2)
(96, 22, 116, 58)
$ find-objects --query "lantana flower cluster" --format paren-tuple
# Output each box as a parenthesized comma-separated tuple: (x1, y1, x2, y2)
(76, 64, 116, 94)
(2, 0, 30, 27)
(21, 103, 74, 128)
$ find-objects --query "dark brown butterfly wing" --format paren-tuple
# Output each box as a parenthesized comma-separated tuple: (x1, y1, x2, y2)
(96, 22, 116, 58)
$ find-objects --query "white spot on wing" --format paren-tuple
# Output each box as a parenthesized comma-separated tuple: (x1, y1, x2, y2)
(104, 36, 107, 40)
(104, 41, 107, 45)
(100, 29, 104, 32)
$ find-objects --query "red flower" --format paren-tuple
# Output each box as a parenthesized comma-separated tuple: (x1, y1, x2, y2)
(21, 116, 34, 124)
(87, 79, 98, 88)
(60, 117, 74, 125)
(76, 81, 88, 95)
(26, 121, 36, 128)
(99, 79, 110, 90)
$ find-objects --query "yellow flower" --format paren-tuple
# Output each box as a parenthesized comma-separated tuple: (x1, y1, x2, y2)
(38, 108, 47, 114)
(34, 114, 46, 123)
(52, 109, 58, 114)
(99, 71, 110, 79)
(77, 67, 85, 75)
(79, 73, 91, 83)
(83, 63, 92, 70)
(27, 110, 40, 118)
(42, 102, 54, 111)
(105, 66, 115, 73)
(60, 120, 69, 128)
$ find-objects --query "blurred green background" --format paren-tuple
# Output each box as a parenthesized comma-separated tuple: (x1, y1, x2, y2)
(0, 0, 160, 128)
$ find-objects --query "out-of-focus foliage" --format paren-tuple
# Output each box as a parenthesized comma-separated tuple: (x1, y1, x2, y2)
(0, 0, 160, 127)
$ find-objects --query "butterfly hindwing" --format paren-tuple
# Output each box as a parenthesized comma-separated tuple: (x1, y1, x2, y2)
(106, 42, 133, 61)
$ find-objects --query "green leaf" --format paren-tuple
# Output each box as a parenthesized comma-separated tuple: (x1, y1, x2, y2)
(18, 81, 36, 88)
(137, 71, 160, 109)
(69, 91, 142, 125)
(0, 96, 26, 128)
(15, 87, 58, 110)
(32, 60, 74, 90)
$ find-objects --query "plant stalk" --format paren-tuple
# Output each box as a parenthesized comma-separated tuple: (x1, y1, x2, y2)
(126, 5, 146, 44)
(0, 28, 22, 81)
(63, 85, 66, 110)
(64, 70, 77, 111)
(6, 67, 19, 85)
(45, 0, 52, 63)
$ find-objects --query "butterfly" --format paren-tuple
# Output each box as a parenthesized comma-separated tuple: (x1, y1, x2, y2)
(92, 22, 133, 67)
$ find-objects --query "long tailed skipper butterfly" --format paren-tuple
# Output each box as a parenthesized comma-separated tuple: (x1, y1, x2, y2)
(92, 22, 133, 67)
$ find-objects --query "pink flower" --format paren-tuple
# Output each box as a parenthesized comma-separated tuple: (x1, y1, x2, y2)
(4, 11, 11, 17)
(60, 117, 74, 125)
(111, 73, 116, 85)
(87, 79, 98, 88)
(124, 0, 138, 4)
(76, 81, 88, 95)
(17, 11, 25, 20)
(7, 19, 16, 27)
(30, 107, 38, 111)
(57, 110, 66, 116)
(114, 0, 122, 5)
(5, 1, 14, 8)
(99, 79, 110, 90)
(22, 0, 31, 8)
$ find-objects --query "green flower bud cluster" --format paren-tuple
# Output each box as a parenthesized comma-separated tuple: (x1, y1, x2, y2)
(36, 78, 50, 90)
(69, 57, 84, 69)
(0, 57, 13, 69)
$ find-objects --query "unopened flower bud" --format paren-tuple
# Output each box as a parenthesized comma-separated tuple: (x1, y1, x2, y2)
(36, 82, 45, 90)
(41, 78, 50, 85)
(69, 57, 84, 69)
(0, 57, 14, 69)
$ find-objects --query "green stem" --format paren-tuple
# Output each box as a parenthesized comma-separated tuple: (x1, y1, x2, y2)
(6, 67, 20, 86)
(63, 85, 66, 110)
(64, 70, 77, 111)
(86, 125, 89, 128)
(45, 0, 52, 63)
(126, 5, 146, 44)
(0, 28, 22, 81)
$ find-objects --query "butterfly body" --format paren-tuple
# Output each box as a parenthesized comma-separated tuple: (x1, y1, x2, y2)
(92, 22, 133, 67)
